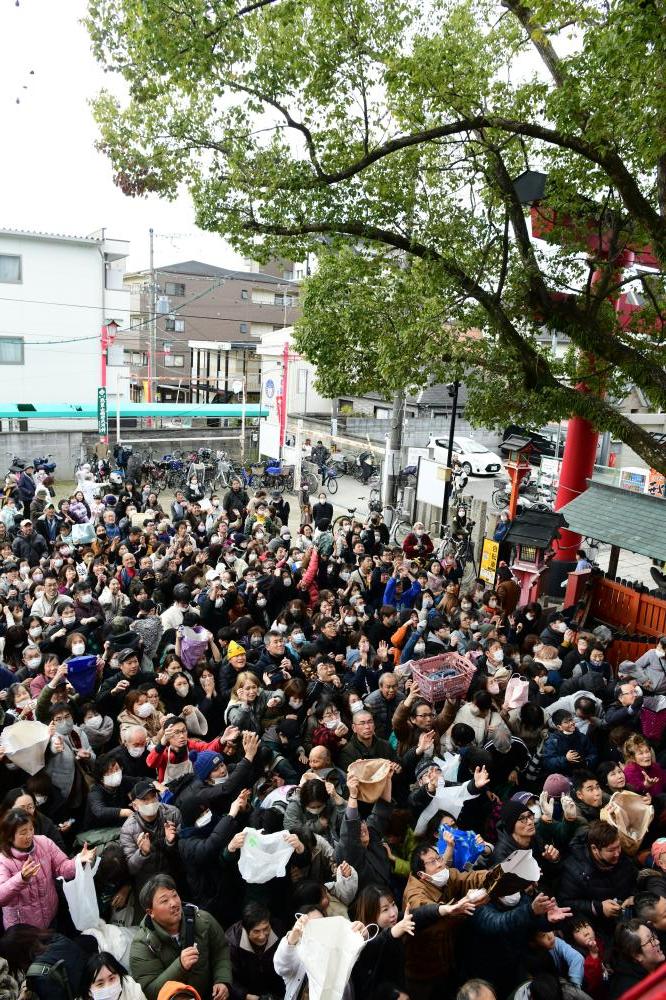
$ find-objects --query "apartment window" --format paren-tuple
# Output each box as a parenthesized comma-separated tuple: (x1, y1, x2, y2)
(164, 281, 185, 297)
(164, 354, 185, 368)
(240, 322, 249, 334)
(165, 318, 185, 333)
(0, 337, 24, 364)
(130, 351, 148, 366)
(241, 289, 249, 300)
(283, 270, 293, 280)
(0, 255, 22, 283)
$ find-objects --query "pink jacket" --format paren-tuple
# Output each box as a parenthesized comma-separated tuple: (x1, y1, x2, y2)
(0, 834, 76, 928)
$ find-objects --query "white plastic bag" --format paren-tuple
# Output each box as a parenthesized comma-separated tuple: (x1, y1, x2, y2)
(0, 720, 51, 775)
(238, 829, 294, 884)
(59, 855, 101, 931)
(297, 915, 367, 1000)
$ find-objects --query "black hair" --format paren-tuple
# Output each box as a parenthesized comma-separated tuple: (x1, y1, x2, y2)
(81, 952, 127, 998)
(0, 924, 55, 974)
(241, 901, 272, 931)
(552, 709, 573, 726)
(138, 873, 178, 911)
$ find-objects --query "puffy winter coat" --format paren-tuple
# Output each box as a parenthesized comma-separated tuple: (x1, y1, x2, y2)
(0, 835, 76, 928)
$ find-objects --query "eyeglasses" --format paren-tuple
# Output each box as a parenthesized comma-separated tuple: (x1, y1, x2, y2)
(517, 812, 535, 823)
(416, 712, 434, 719)
(641, 931, 660, 949)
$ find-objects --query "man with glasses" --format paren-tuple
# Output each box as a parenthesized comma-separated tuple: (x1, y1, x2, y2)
(491, 797, 561, 869)
(608, 919, 665, 998)
(392, 680, 457, 756)
(364, 672, 405, 739)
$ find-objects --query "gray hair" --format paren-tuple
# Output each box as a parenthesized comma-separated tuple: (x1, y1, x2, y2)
(456, 981, 496, 1000)
(122, 724, 148, 745)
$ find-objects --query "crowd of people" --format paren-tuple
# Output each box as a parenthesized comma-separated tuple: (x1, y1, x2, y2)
(0, 469, 664, 1000)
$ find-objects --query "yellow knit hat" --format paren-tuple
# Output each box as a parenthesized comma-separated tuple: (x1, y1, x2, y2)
(227, 640, 246, 658)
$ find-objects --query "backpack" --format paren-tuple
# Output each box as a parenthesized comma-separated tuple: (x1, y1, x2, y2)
(26, 960, 74, 1000)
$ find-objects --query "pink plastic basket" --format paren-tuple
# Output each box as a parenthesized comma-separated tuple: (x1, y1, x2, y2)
(410, 652, 476, 702)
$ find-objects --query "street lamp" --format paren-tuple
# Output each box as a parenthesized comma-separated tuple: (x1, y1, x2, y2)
(100, 319, 120, 390)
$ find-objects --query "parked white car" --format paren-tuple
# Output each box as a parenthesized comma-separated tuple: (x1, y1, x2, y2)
(427, 435, 503, 476)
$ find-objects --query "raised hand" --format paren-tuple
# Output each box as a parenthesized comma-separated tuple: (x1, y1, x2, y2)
(392, 905, 415, 938)
(229, 788, 251, 817)
(560, 793, 577, 821)
(473, 765, 490, 789)
(538, 790, 554, 822)
(242, 731, 260, 760)
(79, 842, 97, 866)
(164, 820, 178, 845)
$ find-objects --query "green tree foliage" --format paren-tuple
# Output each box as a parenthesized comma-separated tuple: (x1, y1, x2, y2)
(87, 0, 666, 471)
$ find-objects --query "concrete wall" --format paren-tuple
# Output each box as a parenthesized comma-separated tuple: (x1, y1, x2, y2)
(340, 416, 501, 451)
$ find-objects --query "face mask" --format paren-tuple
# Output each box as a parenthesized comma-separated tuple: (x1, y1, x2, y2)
(351, 701, 365, 714)
(292, 632, 305, 645)
(54, 559, 63, 568)
(195, 810, 213, 829)
(35, 794, 47, 806)
(103, 770, 123, 788)
(256, 597, 267, 608)
(554, 621, 567, 633)
(29, 626, 42, 638)
(174, 685, 189, 697)
(72, 642, 85, 656)
(62, 617, 76, 627)
(137, 702, 154, 718)
(422, 598, 433, 609)
(255, 532, 265, 540)
(277, 623, 288, 633)
(306, 804, 326, 816)
(91, 983, 122, 1000)
(33, 573, 44, 583)
(461, 602, 472, 611)
(344, 615, 356, 626)
(493, 649, 504, 662)
(526, 613, 535, 621)
(324, 718, 340, 730)
(289, 698, 303, 709)
(86, 714, 103, 729)
(215, 597, 224, 607)
(499, 892, 521, 908)
(282, 577, 292, 586)
(415, 530, 424, 538)
(137, 801, 159, 819)
(427, 867, 450, 887)
(211, 774, 227, 784)
(26, 656, 42, 670)
(127, 745, 145, 758)
(79, 594, 93, 604)
(55, 719, 74, 736)
(339, 572, 350, 582)
(657, 649, 666, 658)
(414, 642, 426, 654)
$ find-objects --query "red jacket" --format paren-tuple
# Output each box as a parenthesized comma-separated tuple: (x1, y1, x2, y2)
(402, 532, 434, 560)
(146, 737, 223, 782)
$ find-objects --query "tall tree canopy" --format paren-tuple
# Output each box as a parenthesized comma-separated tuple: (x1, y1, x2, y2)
(87, 0, 666, 471)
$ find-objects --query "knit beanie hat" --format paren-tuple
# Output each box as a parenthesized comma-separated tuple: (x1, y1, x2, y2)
(227, 640, 246, 658)
(500, 799, 527, 833)
(543, 773, 572, 798)
(193, 751, 223, 782)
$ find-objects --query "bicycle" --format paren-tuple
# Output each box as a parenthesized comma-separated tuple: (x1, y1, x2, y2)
(383, 499, 411, 544)
(321, 465, 339, 495)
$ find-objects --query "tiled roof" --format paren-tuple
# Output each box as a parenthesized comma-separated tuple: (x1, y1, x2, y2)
(558, 480, 666, 561)
(0, 227, 103, 244)
(158, 261, 299, 286)
(505, 508, 568, 548)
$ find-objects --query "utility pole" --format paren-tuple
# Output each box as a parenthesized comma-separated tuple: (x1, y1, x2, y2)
(148, 227, 157, 404)
(440, 380, 460, 530)
(383, 389, 406, 507)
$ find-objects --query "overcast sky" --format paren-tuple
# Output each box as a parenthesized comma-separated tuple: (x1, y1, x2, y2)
(0, 0, 244, 273)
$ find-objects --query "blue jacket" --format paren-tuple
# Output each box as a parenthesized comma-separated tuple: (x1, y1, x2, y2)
(542, 728, 598, 774)
(383, 576, 422, 610)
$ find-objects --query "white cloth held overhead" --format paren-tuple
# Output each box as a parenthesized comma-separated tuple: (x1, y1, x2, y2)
(238, 829, 295, 884)
(414, 779, 477, 836)
(0, 720, 51, 775)
(297, 915, 367, 1000)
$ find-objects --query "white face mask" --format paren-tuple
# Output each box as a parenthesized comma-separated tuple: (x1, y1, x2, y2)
(35, 794, 47, 806)
(79, 594, 93, 604)
(195, 810, 213, 829)
(103, 770, 123, 788)
(86, 714, 103, 729)
(26, 655, 41, 670)
(493, 649, 504, 662)
(91, 984, 122, 1000)
(289, 698, 304, 709)
(414, 642, 426, 654)
(72, 642, 85, 656)
(29, 626, 42, 638)
(324, 718, 340, 730)
(427, 867, 450, 887)
(499, 892, 521, 908)
(277, 623, 288, 633)
(62, 617, 76, 627)
(292, 632, 305, 645)
(127, 745, 146, 758)
(657, 648, 666, 658)
(137, 801, 159, 819)
(174, 685, 189, 697)
(136, 702, 154, 718)
(351, 701, 365, 714)
(344, 615, 356, 626)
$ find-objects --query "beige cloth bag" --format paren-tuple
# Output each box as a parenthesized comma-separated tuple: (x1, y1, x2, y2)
(600, 790, 654, 856)
(346, 758, 392, 802)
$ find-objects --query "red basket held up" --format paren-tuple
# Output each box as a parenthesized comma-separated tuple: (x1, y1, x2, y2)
(409, 652, 476, 702)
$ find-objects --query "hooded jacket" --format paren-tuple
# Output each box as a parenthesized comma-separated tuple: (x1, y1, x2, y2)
(130, 906, 230, 1000)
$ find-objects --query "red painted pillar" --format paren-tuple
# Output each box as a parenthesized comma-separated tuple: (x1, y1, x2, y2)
(552, 409, 598, 560)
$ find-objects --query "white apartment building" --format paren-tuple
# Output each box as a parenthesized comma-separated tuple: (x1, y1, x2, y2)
(0, 228, 130, 431)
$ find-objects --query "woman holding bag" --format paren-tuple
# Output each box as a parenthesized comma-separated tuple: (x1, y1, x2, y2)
(0, 807, 96, 928)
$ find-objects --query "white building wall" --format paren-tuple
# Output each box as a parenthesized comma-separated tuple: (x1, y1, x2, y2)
(0, 231, 130, 429)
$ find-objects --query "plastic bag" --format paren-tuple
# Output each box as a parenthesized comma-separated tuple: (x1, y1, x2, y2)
(601, 790, 654, 856)
(66, 655, 98, 698)
(297, 914, 367, 1000)
(0, 719, 50, 775)
(71, 522, 95, 546)
(59, 854, 101, 931)
(179, 625, 210, 670)
(437, 823, 484, 870)
(346, 758, 392, 802)
(238, 829, 294, 883)
(503, 673, 529, 710)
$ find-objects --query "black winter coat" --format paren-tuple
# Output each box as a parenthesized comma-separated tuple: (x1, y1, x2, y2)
(225, 920, 285, 1000)
(558, 837, 637, 926)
